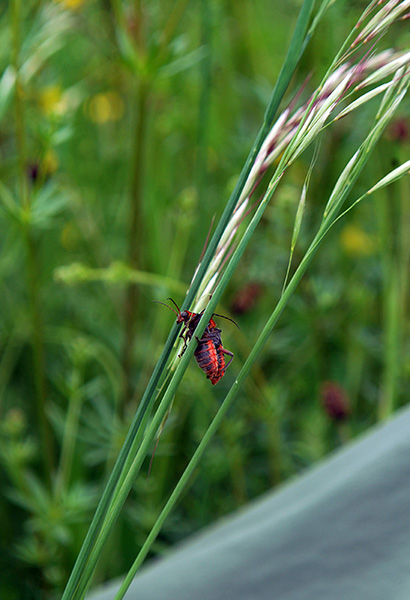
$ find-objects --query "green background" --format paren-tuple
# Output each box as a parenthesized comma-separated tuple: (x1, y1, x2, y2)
(0, 1, 409, 597)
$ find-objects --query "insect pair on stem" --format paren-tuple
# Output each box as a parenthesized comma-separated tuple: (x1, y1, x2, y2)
(155, 298, 239, 385)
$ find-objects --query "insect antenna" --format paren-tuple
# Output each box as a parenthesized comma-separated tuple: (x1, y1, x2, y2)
(166, 297, 183, 314)
(212, 313, 240, 329)
(152, 299, 180, 316)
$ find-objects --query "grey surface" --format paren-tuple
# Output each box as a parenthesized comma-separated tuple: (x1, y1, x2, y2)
(89, 406, 410, 600)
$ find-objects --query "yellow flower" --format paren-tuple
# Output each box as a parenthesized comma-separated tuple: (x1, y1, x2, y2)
(87, 92, 125, 124)
(42, 150, 59, 174)
(340, 225, 375, 256)
(53, 0, 86, 10)
(39, 85, 67, 115)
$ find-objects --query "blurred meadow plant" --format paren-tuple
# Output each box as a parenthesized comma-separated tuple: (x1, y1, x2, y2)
(0, 0, 409, 599)
(60, 1, 410, 599)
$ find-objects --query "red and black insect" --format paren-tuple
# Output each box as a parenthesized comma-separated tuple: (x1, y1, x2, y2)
(155, 298, 238, 385)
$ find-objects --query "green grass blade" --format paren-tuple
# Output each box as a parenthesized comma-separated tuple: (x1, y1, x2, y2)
(281, 141, 319, 293)
(114, 59, 410, 600)
(60, 3, 316, 599)
(263, 0, 316, 125)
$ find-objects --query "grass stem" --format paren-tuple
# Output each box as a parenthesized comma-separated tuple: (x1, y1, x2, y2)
(11, 0, 54, 485)
(121, 78, 150, 410)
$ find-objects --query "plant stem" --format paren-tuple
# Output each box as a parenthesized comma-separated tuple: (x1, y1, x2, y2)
(11, 0, 53, 484)
(121, 78, 150, 411)
(195, 0, 213, 203)
(25, 229, 54, 484)
(11, 0, 27, 208)
(378, 177, 401, 420)
(114, 71, 410, 594)
(55, 358, 84, 499)
(61, 2, 315, 595)
(114, 223, 324, 599)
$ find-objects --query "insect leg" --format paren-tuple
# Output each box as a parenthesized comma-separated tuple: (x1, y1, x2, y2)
(178, 326, 190, 357)
(220, 347, 234, 370)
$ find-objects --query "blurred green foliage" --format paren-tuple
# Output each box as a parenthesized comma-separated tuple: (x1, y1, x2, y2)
(0, 0, 409, 598)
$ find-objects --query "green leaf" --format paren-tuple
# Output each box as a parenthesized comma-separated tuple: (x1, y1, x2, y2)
(158, 46, 207, 78)
(54, 261, 186, 293)
(30, 184, 69, 229)
(0, 66, 16, 121)
(0, 181, 21, 223)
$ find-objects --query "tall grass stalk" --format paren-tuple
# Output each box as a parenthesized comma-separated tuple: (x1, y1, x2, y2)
(61, 1, 409, 598)
(121, 76, 150, 410)
(61, 2, 316, 598)
(117, 1, 198, 410)
(115, 63, 410, 600)
(376, 162, 410, 419)
(193, 45, 410, 305)
(55, 353, 85, 500)
(10, 0, 54, 484)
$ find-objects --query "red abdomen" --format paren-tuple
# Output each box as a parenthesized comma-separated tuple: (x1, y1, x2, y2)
(194, 339, 219, 382)
(209, 347, 225, 385)
(194, 327, 226, 385)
